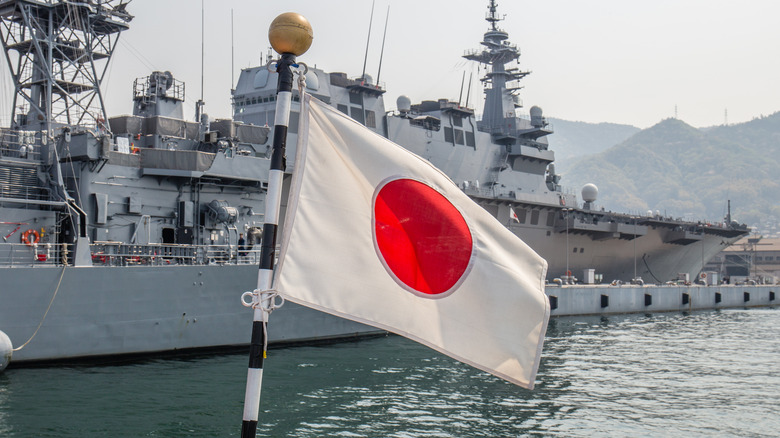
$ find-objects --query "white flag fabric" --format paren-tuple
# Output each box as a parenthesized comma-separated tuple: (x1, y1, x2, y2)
(275, 95, 550, 388)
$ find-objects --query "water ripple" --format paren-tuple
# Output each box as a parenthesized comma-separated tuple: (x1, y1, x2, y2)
(0, 308, 778, 436)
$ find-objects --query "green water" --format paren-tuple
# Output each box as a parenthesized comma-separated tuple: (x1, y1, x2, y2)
(1, 308, 779, 437)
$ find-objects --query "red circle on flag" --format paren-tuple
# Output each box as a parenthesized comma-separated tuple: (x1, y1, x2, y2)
(373, 178, 473, 296)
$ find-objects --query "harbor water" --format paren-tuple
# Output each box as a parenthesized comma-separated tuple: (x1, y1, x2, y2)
(1, 308, 778, 437)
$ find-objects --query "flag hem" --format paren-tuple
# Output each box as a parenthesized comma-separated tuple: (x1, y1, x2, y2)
(281, 286, 547, 389)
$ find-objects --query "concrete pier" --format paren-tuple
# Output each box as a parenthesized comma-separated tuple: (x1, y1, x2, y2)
(547, 284, 777, 316)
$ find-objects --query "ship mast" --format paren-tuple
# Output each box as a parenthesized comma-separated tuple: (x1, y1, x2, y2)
(0, 0, 133, 134)
(463, 0, 530, 141)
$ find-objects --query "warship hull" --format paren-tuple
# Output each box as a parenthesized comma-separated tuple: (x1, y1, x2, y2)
(4, 263, 774, 364)
(2, 264, 375, 363)
(503, 212, 742, 283)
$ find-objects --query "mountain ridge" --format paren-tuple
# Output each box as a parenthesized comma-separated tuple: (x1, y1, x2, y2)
(556, 113, 780, 230)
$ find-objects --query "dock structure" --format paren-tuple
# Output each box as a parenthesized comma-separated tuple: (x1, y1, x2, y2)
(547, 284, 776, 316)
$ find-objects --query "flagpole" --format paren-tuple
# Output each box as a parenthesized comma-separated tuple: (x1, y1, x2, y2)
(240, 13, 313, 438)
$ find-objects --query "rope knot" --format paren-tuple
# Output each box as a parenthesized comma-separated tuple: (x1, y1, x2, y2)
(241, 289, 285, 312)
(295, 62, 308, 92)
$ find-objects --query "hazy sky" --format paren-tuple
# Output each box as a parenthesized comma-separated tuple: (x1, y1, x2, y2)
(4, 0, 780, 128)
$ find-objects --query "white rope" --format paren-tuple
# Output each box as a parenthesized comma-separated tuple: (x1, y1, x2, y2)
(240, 289, 285, 311)
(240, 289, 284, 355)
(296, 63, 308, 92)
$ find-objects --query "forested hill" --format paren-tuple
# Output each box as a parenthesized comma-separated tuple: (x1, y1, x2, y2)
(559, 113, 780, 228)
(546, 118, 639, 171)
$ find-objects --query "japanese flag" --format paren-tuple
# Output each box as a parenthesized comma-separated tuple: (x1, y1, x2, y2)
(275, 95, 549, 388)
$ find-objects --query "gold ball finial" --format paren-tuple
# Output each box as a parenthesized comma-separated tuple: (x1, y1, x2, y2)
(268, 12, 313, 56)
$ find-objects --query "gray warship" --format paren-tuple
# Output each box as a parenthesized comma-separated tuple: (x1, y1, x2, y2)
(0, 0, 372, 363)
(0, 0, 748, 363)
(234, 0, 748, 285)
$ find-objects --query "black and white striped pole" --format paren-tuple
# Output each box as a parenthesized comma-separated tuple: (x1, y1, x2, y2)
(240, 12, 313, 438)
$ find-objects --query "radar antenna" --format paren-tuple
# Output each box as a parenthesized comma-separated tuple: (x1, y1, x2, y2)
(360, 0, 376, 81)
(464, 0, 533, 140)
(486, 0, 503, 31)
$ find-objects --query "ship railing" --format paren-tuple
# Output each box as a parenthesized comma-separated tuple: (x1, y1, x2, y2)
(0, 182, 51, 201)
(476, 119, 554, 136)
(0, 242, 263, 267)
(0, 242, 64, 267)
(0, 129, 43, 161)
(200, 244, 262, 266)
(463, 186, 501, 198)
(90, 242, 262, 266)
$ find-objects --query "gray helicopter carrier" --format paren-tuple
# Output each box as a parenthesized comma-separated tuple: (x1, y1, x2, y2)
(233, 0, 748, 286)
(0, 0, 373, 363)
